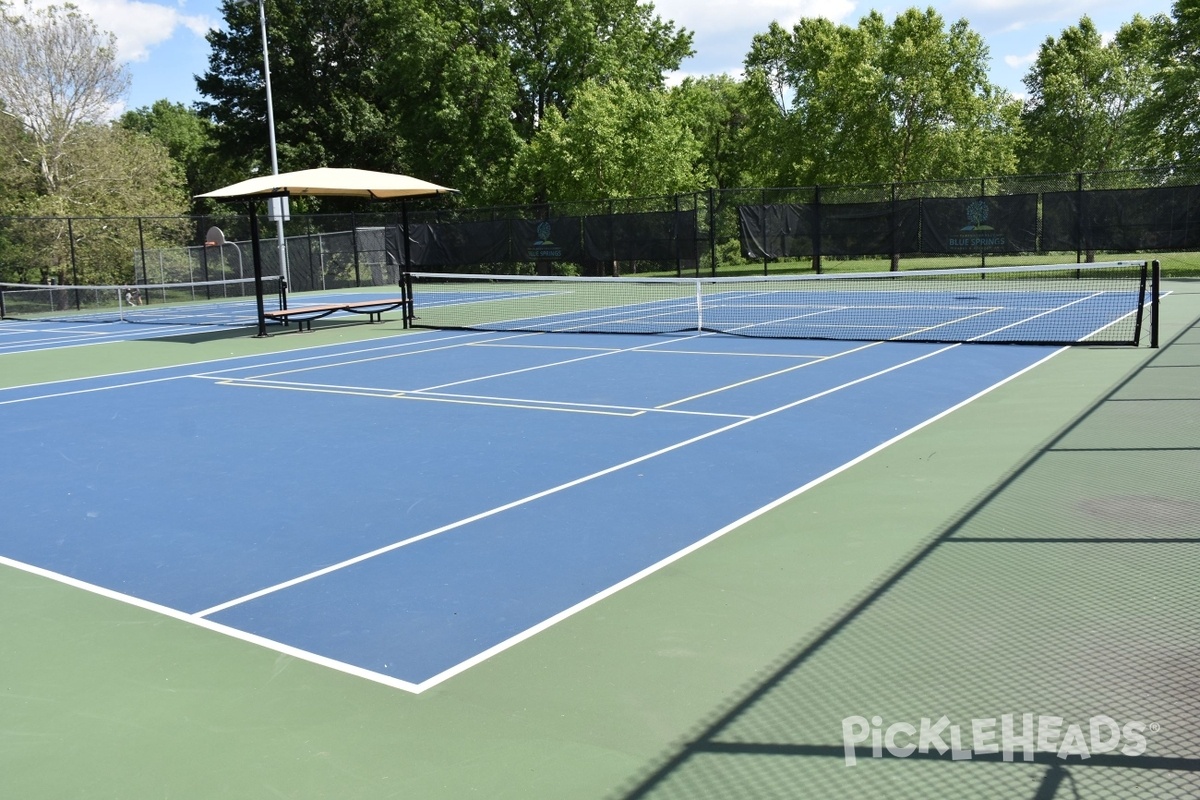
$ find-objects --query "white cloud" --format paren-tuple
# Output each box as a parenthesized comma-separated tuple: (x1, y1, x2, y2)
(24, 0, 216, 63)
(1004, 49, 1038, 69)
(652, 0, 857, 35)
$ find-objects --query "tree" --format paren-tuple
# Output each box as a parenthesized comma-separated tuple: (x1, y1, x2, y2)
(743, 8, 1019, 187)
(377, 0, 523, 203)
(494, 0, 693, 140)
(196, 0, 403, 183)
(196, 0, 693, 205)
(668, 75, 758, 192)
(0, 3, 186, 284)
(120, 100, 238, 209)
(518, 79, 703, 202)
(1019, 16, 1159, 173)
(1139, 0, 1200, 164)
(0, 0, 129, 193)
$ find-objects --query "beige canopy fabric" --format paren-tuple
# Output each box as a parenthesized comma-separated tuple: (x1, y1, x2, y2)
(195, 167, 457, 200)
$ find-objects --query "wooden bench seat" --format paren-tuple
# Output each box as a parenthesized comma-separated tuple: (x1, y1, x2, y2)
(264, 298, 409, 332)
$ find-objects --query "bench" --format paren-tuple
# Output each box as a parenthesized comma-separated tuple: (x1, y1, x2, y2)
(263, 298, 409, 332)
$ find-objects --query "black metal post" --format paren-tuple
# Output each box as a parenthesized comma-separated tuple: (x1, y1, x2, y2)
(708, 188, 717, 277)
(350, 211, 361, 287)
(980, 177, 987, 269)
(761, 188, 768, 275)
(1076, 172, 1084, 263)
(674, 194, 682, 277)
(1151, 259, 1161, 348)
(401, 200, 411, 284)
(249, 202, 268, 337)
(136, 217, 148, 285)
(813, 185, 822, 274)
(67, 217, 80, 309)
(890, 183, 899, 271)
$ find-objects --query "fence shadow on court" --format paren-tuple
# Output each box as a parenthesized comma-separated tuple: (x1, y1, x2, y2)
(617, 315, 1200, 799)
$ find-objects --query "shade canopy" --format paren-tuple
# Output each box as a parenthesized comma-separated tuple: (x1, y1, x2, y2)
(195, 167, 457, 201)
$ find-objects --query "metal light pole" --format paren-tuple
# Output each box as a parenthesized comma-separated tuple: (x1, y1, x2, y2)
(255, 0, 289, 288)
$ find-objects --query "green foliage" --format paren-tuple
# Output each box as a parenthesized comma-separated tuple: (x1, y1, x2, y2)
(196, 0, 403, 182)
(743, 9, 1019, 187)
(494, 0, 693, 140)
(668, 76, 757, 191)
(0, 3, 187, 283)
(1139, 0, 1200, 165)
(119, 100, 236, 209)
(377, 0, 522, 204)
(1019, 16, 1160, 173)
(519, 79, 703, 202)
(2, 126, 188, 283)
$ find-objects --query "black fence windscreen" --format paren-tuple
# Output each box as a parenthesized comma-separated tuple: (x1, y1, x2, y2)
(738, 198, 970, 259)
(583, 210, 698, 262)
(1042, 186, 1200, 252)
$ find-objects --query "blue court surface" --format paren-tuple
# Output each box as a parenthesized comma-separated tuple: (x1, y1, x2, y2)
(0, 289, 402, 353)
(0, 328, 1064, 691)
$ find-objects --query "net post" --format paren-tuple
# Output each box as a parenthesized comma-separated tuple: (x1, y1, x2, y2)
(1151, 259, 1161, 348)
(402, 271, 413, 328)
(695, 278, 703, 333)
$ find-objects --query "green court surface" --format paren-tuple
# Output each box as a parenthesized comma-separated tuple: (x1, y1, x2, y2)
(2, 282, 1198, 799)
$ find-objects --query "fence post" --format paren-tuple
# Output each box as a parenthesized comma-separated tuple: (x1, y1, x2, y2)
(67, 217, 80, 301)
(351, 211, 361, 287)
(890, 183, 899, 271)
(708, 188, 717, 277)
(136, 217, 148, 284)
(980, 177, 987, 269)
(1076, 172, 1084, 263)
(813, 185, 822, 274)
(761, 188, 768, 275)
(674, 194, 682, 277)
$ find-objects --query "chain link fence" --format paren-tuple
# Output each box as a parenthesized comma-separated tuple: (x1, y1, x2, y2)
(2, 167, 1198, 292)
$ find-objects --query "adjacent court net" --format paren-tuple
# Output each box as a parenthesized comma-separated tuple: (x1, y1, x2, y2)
(0, 276, 286, 327)
(407, 261, 1154, 346)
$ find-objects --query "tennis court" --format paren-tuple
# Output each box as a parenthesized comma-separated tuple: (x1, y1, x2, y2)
(1, 325, 1069, 690)
(1, 264, 1196, 799)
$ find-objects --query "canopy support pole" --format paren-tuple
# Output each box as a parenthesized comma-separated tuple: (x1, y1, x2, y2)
(249, 201, 268, 337)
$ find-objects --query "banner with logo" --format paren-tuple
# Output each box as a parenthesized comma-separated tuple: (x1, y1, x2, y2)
(919, 195, 1038, 254)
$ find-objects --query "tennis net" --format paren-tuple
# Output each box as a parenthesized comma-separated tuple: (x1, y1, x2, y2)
(406, 261, 1156, 346)
(0, 276, 285, 327)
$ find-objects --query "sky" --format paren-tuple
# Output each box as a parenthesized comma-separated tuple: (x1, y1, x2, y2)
(25, 0, 1176, 114)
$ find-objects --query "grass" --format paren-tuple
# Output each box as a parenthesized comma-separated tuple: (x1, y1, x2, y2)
(634, 251, 1200, 279)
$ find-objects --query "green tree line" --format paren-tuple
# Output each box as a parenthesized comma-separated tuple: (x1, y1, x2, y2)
(2, 0, 1200, 235)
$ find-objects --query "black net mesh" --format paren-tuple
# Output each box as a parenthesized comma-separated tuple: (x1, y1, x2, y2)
(0, 276, 284, 326)
(407, 262, 1151, 345)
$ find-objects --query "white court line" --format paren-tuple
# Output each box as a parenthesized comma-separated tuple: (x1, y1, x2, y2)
(410, 348, 1072, 693)
(193, 341, 967, 620)
(957, 291, 1105, 342)
(204, 334, 882, 419)
(233, 331, 545, 381)
(211, 376, 753, 419)
(1, 337, 1073, 695)
(0, 329, 487, 400)
(652, 340, 882, 412)
(0, 553, 422, 694)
